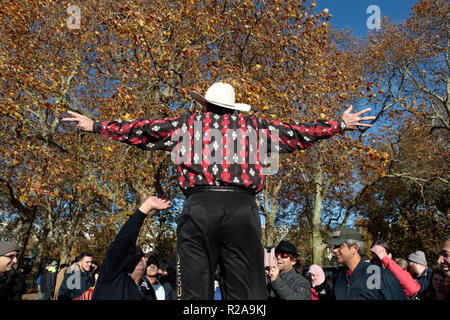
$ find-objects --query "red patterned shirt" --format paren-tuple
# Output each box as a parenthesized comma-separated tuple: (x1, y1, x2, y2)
(93, 111, 345, 194)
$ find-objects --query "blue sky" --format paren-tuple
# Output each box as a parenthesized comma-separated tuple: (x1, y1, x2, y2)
(315, 0, 419, 37)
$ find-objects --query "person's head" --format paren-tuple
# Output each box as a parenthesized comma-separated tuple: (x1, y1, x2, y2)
(394, 258, 408, 270)
(308, 264, 325, 287)
(77, 252, 93, 272)
(421, 270, 448, 300)
(430, 270, 447, 294)
(407, 250, 427, 275)
(328, 228, 363, 268)
(189, 82, 251, 115)
(49, 260, 58, 270)
(370, 239, 393, 265)
(146, 255, 160, 278)
(437, 236, 450, 277)
(0, 242, 19, 274)
(275, 240, 301, 274)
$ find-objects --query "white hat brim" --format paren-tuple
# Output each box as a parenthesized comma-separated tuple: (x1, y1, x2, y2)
(189, 91, 251, 112)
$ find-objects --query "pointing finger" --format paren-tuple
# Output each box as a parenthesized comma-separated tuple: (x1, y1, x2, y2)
(67, 110, 82, 116)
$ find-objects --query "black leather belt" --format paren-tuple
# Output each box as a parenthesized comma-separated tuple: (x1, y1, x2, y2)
(184, 185, 256, 198)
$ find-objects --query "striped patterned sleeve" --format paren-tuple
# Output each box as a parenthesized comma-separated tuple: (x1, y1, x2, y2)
(255, 117, 346, 154)
(92, 115, 183, 151)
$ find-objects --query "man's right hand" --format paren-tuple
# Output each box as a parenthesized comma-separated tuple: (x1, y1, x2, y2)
(267, 257, 280, 282)
(62, 110, 94, 132)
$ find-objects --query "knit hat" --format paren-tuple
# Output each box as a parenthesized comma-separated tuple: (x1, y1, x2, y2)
(275, 240, 298, 257)
(0, 241, 19, 257)
(308, 264, 326, 287)
(408, 250, 427, 266)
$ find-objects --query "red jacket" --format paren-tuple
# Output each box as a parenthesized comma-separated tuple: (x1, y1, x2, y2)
(381, 256, 420, 298)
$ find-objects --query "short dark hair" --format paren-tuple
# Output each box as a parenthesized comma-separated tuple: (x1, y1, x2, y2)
(77, 252, 93, 261)
(147, 256, 160, 268)
(371, 240, 393, 255)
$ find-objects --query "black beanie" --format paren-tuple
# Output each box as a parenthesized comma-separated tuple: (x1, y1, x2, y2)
(275, 240, 298, 257)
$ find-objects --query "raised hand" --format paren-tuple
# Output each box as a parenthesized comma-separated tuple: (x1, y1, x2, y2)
(62, 110, 94, 132)
(267, 257, 280, 282)
(371, 245, 388, 261)
(341, 105, 376, 130)
(138, 195, 171, 215)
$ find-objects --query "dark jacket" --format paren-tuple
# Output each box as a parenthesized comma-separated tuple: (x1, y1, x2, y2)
(414, 267, 432, 294)
(331, 260, 407, 300)
(312, 280, 332, 301)
(139, 277, 157, 300)
(0, 269, 27, 300)
(92, 209, 147, 300)
(158, 275, 175, 300)
(9, 269, 27, 300)
(58, 265, 91, 300)
(43, 267, 57, 300)
(268, 268, 311, 300)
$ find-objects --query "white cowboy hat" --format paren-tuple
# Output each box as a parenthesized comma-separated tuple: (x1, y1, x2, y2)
(189, 82, 251, 112)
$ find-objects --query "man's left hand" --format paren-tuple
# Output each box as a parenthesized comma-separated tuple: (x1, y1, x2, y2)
(341, 105, 376, 130)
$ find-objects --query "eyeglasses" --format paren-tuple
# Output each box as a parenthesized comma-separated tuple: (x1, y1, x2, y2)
(275, 253, 289, 259)
(2, 254, 18, 260)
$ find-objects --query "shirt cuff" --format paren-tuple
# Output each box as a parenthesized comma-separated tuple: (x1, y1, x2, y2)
(93, 120, 104, 134)
(337, 118, 346, 133)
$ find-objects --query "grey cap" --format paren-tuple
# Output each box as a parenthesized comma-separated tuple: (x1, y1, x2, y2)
(50, 260, 58, 267)
(327, 228, 361, 246)
(408, 250, 427, 266)
(0, 241, 19, 257)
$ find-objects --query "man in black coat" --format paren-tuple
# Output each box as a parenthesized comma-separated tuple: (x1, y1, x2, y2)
(42, 261, 58, 300)
(0, 242, 20, 300)
(328, 228, 406, 300)
(92, 195, 171, 300)
(58, 253, 92, 300)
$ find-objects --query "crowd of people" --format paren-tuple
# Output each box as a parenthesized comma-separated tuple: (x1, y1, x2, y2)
(1, 223, 449, 301)
(1, 82, 448, 301)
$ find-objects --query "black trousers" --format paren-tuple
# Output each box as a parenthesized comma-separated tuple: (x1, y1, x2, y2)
(175, 190, 267, 300)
